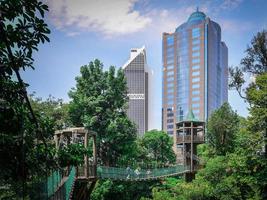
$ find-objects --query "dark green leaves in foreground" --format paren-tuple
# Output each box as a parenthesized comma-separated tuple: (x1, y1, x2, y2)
(0, 0, 50, 78)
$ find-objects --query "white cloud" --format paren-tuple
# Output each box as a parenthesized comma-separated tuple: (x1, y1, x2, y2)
(219, 0, 243, 10)
(47, 0, 151, 36)
(218, 19, 253, 34)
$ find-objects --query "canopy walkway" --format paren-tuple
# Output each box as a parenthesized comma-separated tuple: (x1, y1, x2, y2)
(31, 164, 190, 199)
(45, 124, 205, 199)
(82, 164, 189, 181)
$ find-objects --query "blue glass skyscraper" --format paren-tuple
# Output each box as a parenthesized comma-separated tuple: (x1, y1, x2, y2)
(162, 9, 228, 143)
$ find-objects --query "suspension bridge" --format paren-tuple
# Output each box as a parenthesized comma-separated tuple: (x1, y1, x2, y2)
(30, 163, 191, 200)
(32, 112, 205, 199)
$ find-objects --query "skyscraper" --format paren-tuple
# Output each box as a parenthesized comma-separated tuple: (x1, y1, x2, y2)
(123, 46, 149, 136)
(162, 9, 228, 137)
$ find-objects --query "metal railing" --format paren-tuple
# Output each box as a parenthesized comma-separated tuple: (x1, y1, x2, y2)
(96, 165, 189, 181)
(176, 135, 204, 144)
(76, 164, 97, 179)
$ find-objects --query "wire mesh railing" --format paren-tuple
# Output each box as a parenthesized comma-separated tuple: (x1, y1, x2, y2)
(29, 167, 76, 200)
(29, 169, 63, 200)
(64, 167, 76, 200)
(29, 164, 190, 198)
(97, 165, 189, 181)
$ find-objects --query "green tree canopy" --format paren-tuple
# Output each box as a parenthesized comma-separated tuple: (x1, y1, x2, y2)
(0, 0, 52, 198)
(137, 130, 176, 164)
(68, 59, 137, 166)
(206, 103, 239, 156)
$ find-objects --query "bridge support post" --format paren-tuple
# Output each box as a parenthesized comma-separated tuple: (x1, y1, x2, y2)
(92, 134, 97, 177)
(185, 172, 195, 182)
(84, 131, 88, 178)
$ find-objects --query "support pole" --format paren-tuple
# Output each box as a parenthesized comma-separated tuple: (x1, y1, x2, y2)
(183, 123, 185, 167)
(84, 131, 88, 178)
(191, 122, 193, 172)
(93, 134, 97, 177)
(55, 135, 59, 150)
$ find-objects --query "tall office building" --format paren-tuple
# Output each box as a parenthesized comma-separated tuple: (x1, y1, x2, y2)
(162, 8, 228, 137)
(123, 46, 149, 136)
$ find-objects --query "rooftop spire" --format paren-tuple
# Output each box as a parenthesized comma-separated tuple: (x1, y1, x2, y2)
(185, 109, 200, 122)
(196, 6, 199, 12)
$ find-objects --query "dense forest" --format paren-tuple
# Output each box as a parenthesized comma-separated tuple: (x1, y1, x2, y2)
(0, 0, 266, 199)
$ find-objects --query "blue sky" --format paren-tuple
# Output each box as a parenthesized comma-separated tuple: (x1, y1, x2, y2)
(23, 0, 267, 130)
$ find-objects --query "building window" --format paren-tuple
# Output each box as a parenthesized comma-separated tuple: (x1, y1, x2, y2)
(192, 51, 200, 57)
(167, 47, 174, 53)
(192, 103, 200, 108)
(192, 90, 200, 95)
(192, 58, 200, 64)
(192, 96, 200, 101)
(167, 93, 173, 99)
(167, 124, 174, 129)
(167, 107, 173, 112)
(193, 39, 200, 45)
(167, 113, 174, 117)
(167, 131, 173, 135)
(166, 58, 174, 65)
(192, 83, 200, 89)
(167, 82, 173, 88)
(192, 71, 200, 76)
(192, 65, 200, 70)
(167, 35, 174, 46)
(192, 77, 200, 83)
(192, 28, 200, 38)
(167, 88, 173, 93)
(167, 71, 174, 76)
(167, 99, 173, 104)
(193, 109, 200, 114)
(167, 119, 174, 123)
(192, 45, 200, 51)
(167, 76, 174, 81)
(167, 65, 174, 70)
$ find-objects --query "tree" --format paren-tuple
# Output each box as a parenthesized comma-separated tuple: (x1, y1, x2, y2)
(0, 0, 52, 198)
(30, 94, 71, 130)
(138, 130, 176, 165)
(229, 30, 267, 157)
(68, 59, 137, 166)
(147, 30, 267, 200)
(241, 31, 267, 75)
(246, 73, 267, 157)
(206, 103, 239, 156)
(148, 125, 266, 200)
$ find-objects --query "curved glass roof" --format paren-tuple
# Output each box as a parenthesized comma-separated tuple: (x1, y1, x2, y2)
(175, 9, 207, 32)
(187, 10, 206, 23)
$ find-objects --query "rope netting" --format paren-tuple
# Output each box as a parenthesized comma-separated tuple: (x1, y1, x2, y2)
(29, 167, 76, 200)
(97, 165, 190, 181)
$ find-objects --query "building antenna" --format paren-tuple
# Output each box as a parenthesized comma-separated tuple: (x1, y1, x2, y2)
(196, 6, 199, 12)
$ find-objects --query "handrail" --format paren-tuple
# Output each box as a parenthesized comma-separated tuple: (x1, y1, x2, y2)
(96, 165, 189, 181)
(176, 135, 204, 143)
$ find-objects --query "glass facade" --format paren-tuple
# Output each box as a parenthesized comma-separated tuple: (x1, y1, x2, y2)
(162, 9, 228, 140)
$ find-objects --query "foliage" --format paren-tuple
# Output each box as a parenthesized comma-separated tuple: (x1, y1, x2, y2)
(137, 130, 176, 165)
(58, 144, 89, 167)
(246, 73, 267, 133)
(68, 59, 137, 166)
(0, 0, 53, 198)
(30, 94, 71, 130)
(229, 30, 267, 97)
(91, 179, 160, 200)
(149, 128, 267, 199)
(241, 30, 267, 75)
(90, 130, 178, 200)
(206, 103, 239, 155)
(0, 0, 50, 78)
